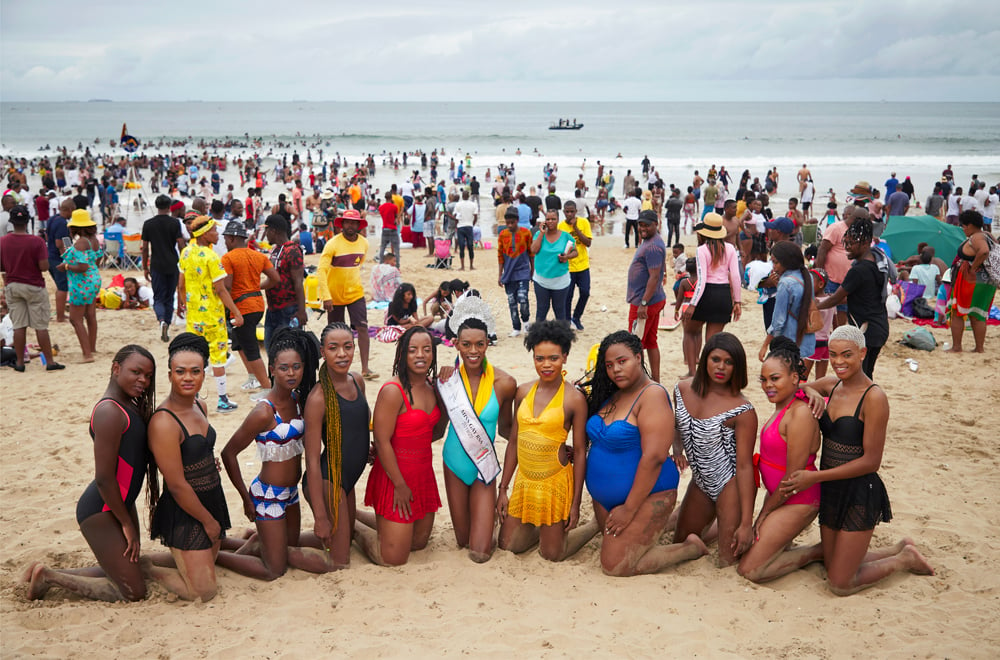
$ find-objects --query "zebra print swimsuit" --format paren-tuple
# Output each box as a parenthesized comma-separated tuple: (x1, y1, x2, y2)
(674, 384, 754, 502)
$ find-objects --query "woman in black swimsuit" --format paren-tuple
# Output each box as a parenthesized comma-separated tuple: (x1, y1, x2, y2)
(782, 325, 933, 595)
(145, 333, 231, 601)
(298, 323, 372, 570)
(25, 346, 156, 601)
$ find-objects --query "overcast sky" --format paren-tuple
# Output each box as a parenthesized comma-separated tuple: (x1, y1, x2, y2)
(2, 0, 998, 102)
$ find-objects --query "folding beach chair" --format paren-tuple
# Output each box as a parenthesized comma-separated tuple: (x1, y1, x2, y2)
(121, 235, 143, 269)
(103, 238, 123, 270)
(432, 238, 452, 269)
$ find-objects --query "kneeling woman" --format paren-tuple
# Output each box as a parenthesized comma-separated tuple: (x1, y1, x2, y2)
(356, 326, 447, 566)
(217, 328, 319, 579)
(25, 346, 156, 601)
(497, 321, 597, 561)
(673, 332, 757, 567)
(438, 311, 516, 562)
(584, 331, 707, 576)
(782, 325, 934, 594)
(738, 338, 821, 582)
(298, 323, 372, 570)
(145, 333, 232, 601)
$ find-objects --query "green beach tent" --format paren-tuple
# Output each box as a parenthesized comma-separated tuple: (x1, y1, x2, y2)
(881, 215, 966, 264)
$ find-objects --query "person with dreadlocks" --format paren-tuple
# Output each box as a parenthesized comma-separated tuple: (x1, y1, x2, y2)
(24, 346, 157, 601)
(582, 330, 707, 576)
(436, 303, 517, 563)
(781, 325, 934, 594)
(816, 216, 889, 378)
(356, 326, 446, 566)
(144, 333, 231, 601)
(177, 215, 244, 413)
(736, 337, 821, 583)
(298, 323, 371, 570)
(216, 328, 319, 580)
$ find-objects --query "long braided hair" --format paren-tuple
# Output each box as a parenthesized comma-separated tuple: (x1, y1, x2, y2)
(109, 345, 158, 526)
(580, 331, 647, 418)
(317, 322, 354, 528)
(267, 326, 321, 406)
(392, 326, 437, 404)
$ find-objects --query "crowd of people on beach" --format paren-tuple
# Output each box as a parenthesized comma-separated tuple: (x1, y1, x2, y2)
(7, 145, 998, 606)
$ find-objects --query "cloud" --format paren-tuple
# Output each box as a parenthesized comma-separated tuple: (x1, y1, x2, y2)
(1, 0, 998, 101)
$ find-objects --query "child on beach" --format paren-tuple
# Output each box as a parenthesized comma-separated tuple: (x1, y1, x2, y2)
(803, 269, 835, 378)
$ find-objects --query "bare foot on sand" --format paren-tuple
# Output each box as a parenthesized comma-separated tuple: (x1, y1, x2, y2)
(901, 544, 935, 576)
(23, 563, 51, 600)
(684, 533, 710, 557)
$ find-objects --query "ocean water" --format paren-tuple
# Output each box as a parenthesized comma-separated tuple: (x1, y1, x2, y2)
(2, 101, 998, 199)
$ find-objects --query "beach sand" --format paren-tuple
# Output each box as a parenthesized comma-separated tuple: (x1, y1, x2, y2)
(3, 221, 1000, 657)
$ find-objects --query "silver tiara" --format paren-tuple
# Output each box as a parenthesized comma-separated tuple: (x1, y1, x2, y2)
(447, 294, 496, 336)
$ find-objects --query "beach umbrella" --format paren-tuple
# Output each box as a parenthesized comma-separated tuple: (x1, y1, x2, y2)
(881, 215, 965, 264)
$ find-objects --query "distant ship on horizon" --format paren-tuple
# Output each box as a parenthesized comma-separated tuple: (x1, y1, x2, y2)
(87, 99, 112, 103)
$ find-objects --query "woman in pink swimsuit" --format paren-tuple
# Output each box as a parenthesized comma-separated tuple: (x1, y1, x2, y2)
(738, 337, 822, 583)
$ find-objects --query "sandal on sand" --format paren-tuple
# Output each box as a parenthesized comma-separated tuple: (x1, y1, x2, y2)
(362, 371, 380, 380)
(46, 362, 66, 371)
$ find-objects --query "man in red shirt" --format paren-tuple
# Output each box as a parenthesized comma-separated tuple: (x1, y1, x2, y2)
(0, 206, 64, 371)
(378, 191, 401, 266)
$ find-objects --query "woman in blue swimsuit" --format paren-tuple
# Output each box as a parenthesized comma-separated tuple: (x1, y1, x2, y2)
(217, 328, 319, 580)
(583, 331, 708, 576)
(24, 345, 156, 601)
(438, 316, 517, 562)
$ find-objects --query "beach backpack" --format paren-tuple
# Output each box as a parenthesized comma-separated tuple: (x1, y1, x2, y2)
(802, 296, 824, 333)
(872, 246, 897, 304)
(911, 296, 935, 319)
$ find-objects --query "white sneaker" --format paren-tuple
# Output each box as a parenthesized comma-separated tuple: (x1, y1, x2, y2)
(249, 389, 271, 402)
(508, 329, 522, 338)
(240, 377, 261, 391)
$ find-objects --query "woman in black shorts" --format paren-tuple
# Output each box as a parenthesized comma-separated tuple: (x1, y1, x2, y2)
(145, 333, 231, 601)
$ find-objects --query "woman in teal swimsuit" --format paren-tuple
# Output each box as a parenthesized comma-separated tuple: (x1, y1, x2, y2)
(438, 316, 516, 562)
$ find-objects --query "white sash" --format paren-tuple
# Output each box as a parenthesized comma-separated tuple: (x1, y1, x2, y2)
(438, 372, 501, 483)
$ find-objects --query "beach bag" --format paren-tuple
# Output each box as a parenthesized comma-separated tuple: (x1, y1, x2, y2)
(984, 234, 1000, 286)
(803, 297, 824, 333)
(374, 325, 404, 343)
(899, 326, 936, 351)
(897, 281, 926, 317)
(911, 296, 934, 319)
(885, 294, 902, 319)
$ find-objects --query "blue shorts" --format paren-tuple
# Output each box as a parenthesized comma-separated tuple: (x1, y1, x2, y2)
(249, 477, 299, 521)
(49, 264, 68, 292)
(826, 279, 848, 312)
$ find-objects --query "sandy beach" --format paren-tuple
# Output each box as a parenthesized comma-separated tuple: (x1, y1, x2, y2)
(3, 188, 1000, 658)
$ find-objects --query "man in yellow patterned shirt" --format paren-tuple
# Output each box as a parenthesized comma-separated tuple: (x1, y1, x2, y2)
(178, 216, 244, 412)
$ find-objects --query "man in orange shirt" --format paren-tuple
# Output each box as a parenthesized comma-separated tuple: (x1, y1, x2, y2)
(221, 220, 281, 394)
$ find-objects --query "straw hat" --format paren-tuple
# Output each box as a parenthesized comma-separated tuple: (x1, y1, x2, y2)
(694, 213, 727, 239)
(68, 209, 96, 228)
(848, 181, 874, 202)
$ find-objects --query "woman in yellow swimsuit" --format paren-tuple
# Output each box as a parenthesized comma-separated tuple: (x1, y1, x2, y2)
(497, 321, 598, 561)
